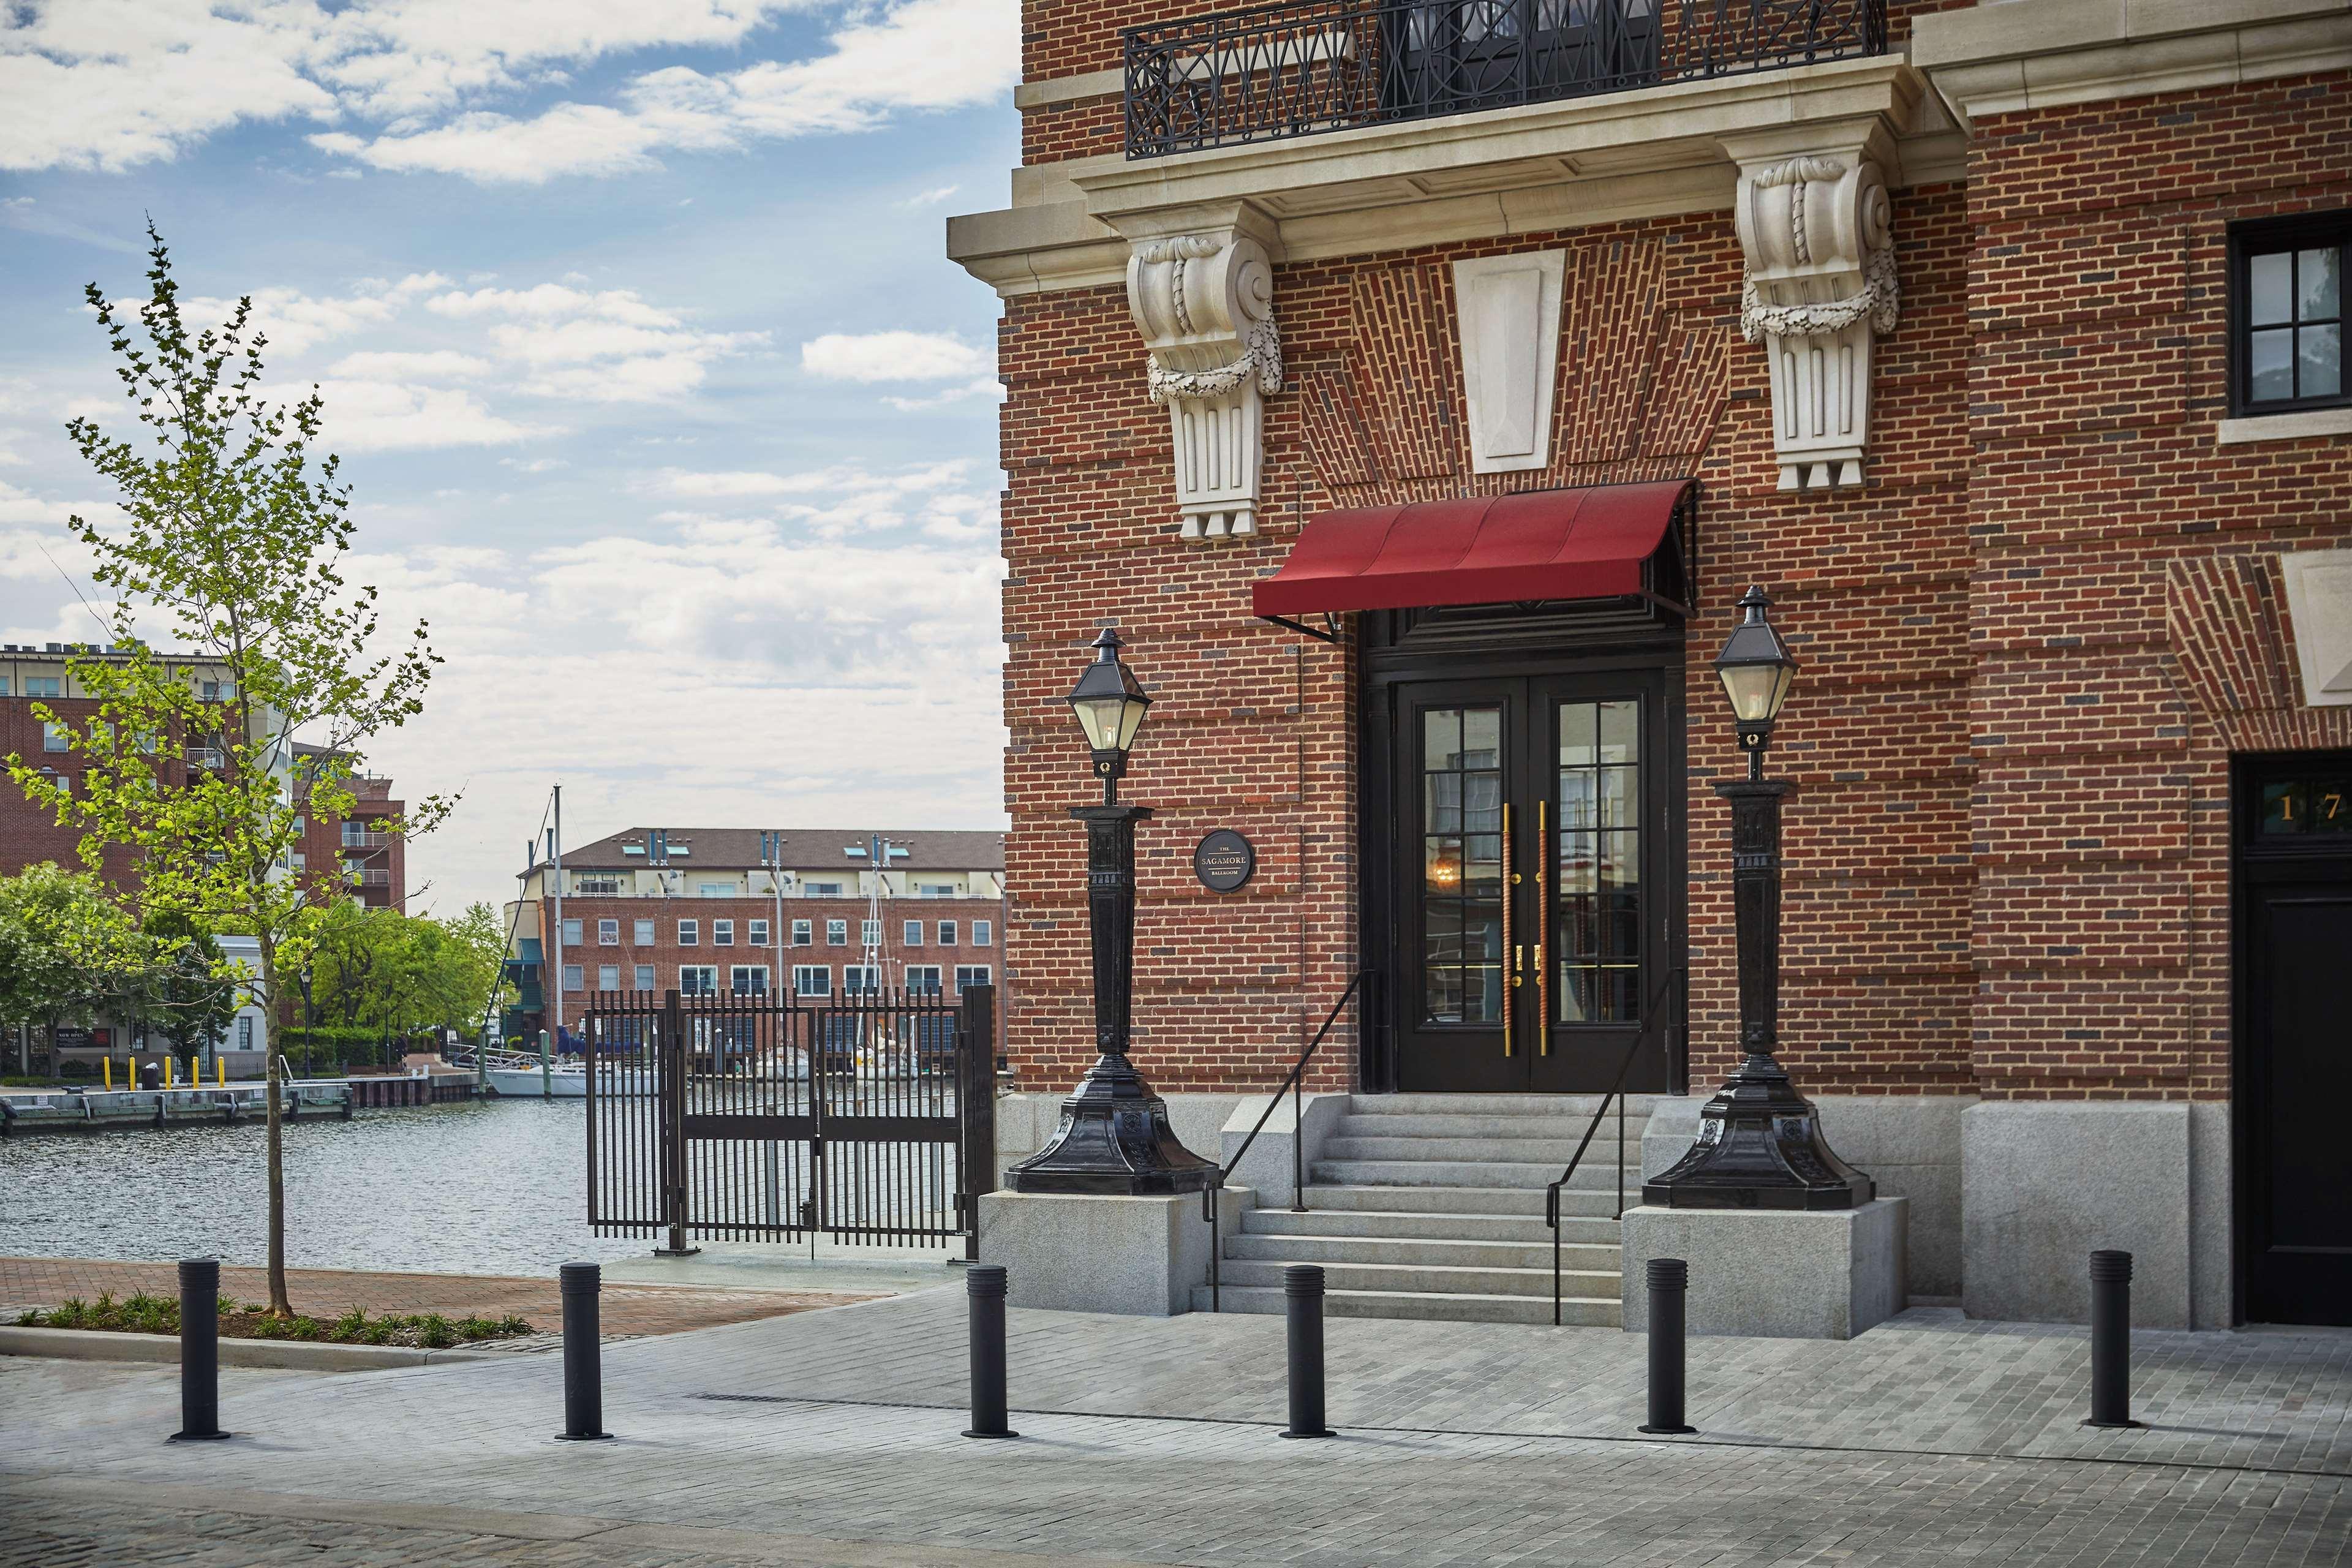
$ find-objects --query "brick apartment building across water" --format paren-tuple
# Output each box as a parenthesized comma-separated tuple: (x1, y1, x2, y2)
(949, 0, 2352, 1327)
(506, 827, 1006, 1044)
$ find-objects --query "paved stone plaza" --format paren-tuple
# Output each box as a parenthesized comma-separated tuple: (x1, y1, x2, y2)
(1, 1289, 2346, 1566)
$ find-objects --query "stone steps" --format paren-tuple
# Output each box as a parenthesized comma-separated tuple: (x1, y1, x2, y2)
(1193, 1093, 1651, 1329)
(1240, 1207, 1615, 1244)
(1189, 1284, 1620, 1327)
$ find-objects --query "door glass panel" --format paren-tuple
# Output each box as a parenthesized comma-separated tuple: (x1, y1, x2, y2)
(1422, 705, 1504, 1024)
(1556, 698, 1641, 1024)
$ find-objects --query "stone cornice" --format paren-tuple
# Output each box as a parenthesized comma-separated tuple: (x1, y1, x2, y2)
(948, 57, 1941, 298)
(1015, 70, 1123, 111)
(1913, 0, 2352, 130)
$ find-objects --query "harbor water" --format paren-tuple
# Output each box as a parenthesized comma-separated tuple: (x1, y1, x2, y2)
(0, 1098, 649, 1276)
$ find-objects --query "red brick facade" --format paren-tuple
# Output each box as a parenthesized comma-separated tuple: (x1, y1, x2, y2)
(988, 25, 2352, 1108)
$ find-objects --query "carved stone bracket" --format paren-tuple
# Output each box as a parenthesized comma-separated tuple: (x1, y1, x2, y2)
(1730, 146, 1899, 491)
(1125, 222, 1283, 541)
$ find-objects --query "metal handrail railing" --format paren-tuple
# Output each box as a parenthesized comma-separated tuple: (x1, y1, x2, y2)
(1544, 965, 1683, 1325)
(1205, 968, 1371, 1312)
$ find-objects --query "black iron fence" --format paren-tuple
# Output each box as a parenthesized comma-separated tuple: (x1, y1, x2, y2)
(1123, 0, 1887, 158)
(580, 985, 997, 1254)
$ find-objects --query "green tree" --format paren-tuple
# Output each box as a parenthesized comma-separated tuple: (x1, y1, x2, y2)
(4, 228, 449, 1314)
(0, 864, 141, 1078)
(135, 910, 239, 1070)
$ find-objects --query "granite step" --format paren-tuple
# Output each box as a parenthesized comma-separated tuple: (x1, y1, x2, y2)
(1189, 1284, 1621, 1327)
(1312, 1158, 1640, 1191)
(1238, 1207, 1615, 1245)
(1208, 1257, 1614, 1300)
(1319, 1134, 1648, 1164)
(1327, 1112, 1653, 1141)
(1223, 1232, 1618, 1271)
(1297, 1184, 1622, 1218)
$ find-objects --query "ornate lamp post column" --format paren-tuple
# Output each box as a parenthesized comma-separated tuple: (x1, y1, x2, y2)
(1006, 630, 1218, 1196)
(1646, 587, 1873, 1210)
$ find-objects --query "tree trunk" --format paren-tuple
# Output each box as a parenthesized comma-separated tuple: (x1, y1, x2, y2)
(262, 949, 290, 1317)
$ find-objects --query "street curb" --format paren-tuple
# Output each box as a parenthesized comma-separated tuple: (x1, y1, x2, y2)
(0, 1325, 505, 1370)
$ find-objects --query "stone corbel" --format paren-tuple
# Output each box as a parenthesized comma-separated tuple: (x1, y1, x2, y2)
(1122, 210, 1283, 541)
(1725, 133, 1900, 491)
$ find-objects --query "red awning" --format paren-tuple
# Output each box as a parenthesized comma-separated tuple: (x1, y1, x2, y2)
(1251, 480, 1693, 620)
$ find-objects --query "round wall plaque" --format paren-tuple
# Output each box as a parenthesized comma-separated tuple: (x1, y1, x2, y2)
(1193, 829, 1257, 894)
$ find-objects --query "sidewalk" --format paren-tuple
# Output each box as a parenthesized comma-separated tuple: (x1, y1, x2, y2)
(1, 1294, 2345, 1565)
(0, 1255, 875, 1341)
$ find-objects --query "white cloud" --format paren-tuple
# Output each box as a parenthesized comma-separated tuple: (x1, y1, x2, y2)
(881, 378, 1006, 413)
(653, 459, 974, 502)
(292, 380, 556, 451)
(896, 183, 960, 209)
(429, 283, 765, 403)
(311, 0, 1019, 183)
(327, 349, 492, 379)
(185, 273, 450, 358)
(801, 330, 987, 383)
(0, 0, 820, 173)
(500, 456, 567, 473)
(0, 479, 88, 527)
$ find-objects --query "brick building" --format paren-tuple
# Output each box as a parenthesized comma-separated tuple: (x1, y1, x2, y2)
(507, 827, 1007, 1042)
(949, 0, 2352, 1327)
(291, 744, 409, 913)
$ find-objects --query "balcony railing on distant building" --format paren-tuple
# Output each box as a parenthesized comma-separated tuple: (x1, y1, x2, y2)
(1122, 0, 1887, 158)
(184, 746, 225, 770)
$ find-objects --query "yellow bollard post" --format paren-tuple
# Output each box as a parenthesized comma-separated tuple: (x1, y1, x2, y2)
(166, 1056, 175, 1090)
(216, 1058, 225, 1087)
(103, 1057, 111, 1090)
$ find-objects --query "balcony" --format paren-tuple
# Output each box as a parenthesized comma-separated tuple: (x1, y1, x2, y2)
(1121, 0, 1885, 159)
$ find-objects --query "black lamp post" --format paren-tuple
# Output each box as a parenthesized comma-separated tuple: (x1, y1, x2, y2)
(1005, 629, 1218, 1196)
(1645, 587, 1873, 1211)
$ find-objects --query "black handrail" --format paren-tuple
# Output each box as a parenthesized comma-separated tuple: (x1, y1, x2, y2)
(1545, 965, 1684, 1326)
(1205, 969, 1372, 1313)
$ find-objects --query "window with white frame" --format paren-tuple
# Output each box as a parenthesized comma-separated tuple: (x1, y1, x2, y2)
(904, 964, 942, 993)
(678, 919, 698, 945)
(749, 918, 769, 946)
(698, 882, 733, 898)
(598, 919, 619, 946)
(635, 964, 656, 990)
(25, 676, 61, 699)
(562, 964, 584, 992)
(903, 920, 923, 946)
(729, 965, 768, 995)
(938, 920, 958, 946)
(598, 965, 620, 992)
(714, 919, 734, 946)
(42, 722, 68, 752)
(793, 964, 831, 997)
(792, 918, 812, 946)
(679, 965, 718, 995)
(826, 919, 847, 946)
(634, 918, 655, 945)
(919, 882, 956, 898)
(861, 919, 880, 947)
(843, 965, 880, 993)
(955, 964, 993, 993)
(805, 881, 843, 897)
(561, 918, 582, 945)
(974, 919, 993, 947)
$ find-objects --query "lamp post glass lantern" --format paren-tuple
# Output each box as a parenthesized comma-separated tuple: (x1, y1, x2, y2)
(1646, 587, 1873, 1212)
(1006, 630, 1218, 1197)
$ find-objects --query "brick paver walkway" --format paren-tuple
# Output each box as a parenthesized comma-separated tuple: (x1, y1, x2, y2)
(2, 1294, 2346, 1565)
(0, 1256, 873, 1340)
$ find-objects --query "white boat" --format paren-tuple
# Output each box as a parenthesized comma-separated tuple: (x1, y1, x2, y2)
(478, 1057, 659, 1099)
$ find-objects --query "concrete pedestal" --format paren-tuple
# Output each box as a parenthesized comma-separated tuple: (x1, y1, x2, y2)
(978, 1187, 1251, 1316)
(1619, 1197, 1908, 1340)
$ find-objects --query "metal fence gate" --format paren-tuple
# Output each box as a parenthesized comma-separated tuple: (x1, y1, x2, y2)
(579, 985, 997, 1256)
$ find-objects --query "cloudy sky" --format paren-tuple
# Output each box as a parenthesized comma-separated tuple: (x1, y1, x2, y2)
(0, 0, 1020, 918)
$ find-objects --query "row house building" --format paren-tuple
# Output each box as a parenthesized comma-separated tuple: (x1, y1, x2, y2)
(505, 826, 1007, 1043)
(948, 0, 2352, 1329)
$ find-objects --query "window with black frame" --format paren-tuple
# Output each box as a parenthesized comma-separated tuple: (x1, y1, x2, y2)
(2233, 214, 2346, 415)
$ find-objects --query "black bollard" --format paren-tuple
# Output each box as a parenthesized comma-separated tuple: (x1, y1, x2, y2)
(1639, 1256, 1696, 1435)
(554, 1262, 612, 1440)
(2085, 1249, 2141, 1430)
(1281, 1264, 1336, 1439)
(170, 1257, 229, 1441)
(962, 1264, 1017, 1439)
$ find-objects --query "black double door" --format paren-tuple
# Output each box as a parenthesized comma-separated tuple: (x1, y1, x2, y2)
(2239, 755, 2352, 1327)
(1382, 666, 1678, 1093)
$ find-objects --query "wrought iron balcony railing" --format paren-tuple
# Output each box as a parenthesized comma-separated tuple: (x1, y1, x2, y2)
(1122, 0, 1887, 159)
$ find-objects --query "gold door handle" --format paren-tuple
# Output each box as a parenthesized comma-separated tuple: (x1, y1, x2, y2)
(1537, 800, 1550, 1057)
(1501, 802, 1512, 1057)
